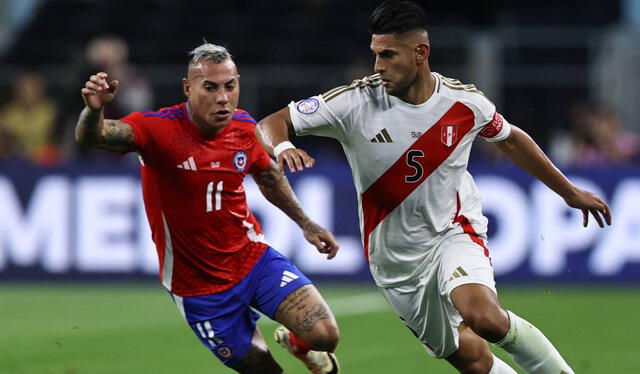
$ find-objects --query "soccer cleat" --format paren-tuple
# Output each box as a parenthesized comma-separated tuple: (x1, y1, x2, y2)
(274, 325, 340, 374)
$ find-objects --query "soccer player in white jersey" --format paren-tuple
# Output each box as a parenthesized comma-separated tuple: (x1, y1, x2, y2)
(258, 1, 612, 373)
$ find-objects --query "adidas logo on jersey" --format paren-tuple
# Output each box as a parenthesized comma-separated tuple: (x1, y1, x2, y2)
(177, 156, 198, 171)
(448, 266, 468, 281)
(280, 270, 300, 287)
(370, 128, 393, 143)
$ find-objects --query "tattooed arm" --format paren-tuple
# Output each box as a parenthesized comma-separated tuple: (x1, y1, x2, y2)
(252, 161, 340, 259)
(76, 72, 134, 153)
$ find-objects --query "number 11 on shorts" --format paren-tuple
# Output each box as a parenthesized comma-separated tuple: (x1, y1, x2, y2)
(206, 181, 223, 212)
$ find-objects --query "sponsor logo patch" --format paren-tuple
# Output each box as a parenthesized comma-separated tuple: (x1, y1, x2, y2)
(296, 98, 320, 114)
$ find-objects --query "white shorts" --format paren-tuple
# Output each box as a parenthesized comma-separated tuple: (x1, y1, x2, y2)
(378, 232, 496, 358)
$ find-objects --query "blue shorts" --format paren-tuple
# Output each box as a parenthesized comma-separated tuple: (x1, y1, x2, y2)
(168, 247, 312, 367)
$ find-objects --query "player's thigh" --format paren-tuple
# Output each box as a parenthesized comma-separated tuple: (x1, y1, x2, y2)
(251, 247, 315, 319)
(250, 247, 338, 347)
(168, 283, 262, 367)
(437, 233, 497, 301)
(379, 279, 460, 358)
(231, 327, 283, 374)
(439, 234, 509, 340)
(273, 284, 338, 349)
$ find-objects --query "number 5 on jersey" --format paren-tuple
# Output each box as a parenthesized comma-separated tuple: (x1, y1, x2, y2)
(206, 181, 223, 212)
(405, 150, 425, 183)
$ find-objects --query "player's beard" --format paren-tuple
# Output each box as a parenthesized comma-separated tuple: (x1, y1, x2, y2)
(386, 71, 420, 99)
(186, 100, 227, 134)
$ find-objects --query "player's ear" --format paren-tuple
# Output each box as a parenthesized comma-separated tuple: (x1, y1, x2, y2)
(182, 78, 190, 98)
(415, 43, 430, 65)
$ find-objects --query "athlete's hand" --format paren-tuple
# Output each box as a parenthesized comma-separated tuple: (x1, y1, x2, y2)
(277, 148, 315, 174)
(81, 72, 119, 111)
(301, 221, 340, 260)
(563, 187, 611, 228)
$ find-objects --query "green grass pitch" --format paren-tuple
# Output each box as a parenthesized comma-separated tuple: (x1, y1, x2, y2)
(0, 283, 637, 373)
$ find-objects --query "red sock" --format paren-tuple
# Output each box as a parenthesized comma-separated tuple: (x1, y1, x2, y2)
(289, 331, 313, 355)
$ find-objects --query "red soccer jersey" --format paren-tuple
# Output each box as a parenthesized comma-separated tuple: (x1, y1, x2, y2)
(120, 103, 271, 296)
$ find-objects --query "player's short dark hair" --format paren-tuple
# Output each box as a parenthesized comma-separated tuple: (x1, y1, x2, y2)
(369, 0, 427, 35)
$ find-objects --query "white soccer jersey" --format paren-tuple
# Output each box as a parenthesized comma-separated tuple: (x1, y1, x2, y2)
(289, 72, 511, 287)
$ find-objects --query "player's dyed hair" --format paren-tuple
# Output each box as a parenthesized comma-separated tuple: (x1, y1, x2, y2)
(188, 43, 232, 64)
(369, 0, 427, 35)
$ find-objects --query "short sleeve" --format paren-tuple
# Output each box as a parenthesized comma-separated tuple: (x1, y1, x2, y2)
(119, 111, 151, 154)
(479, 111, 511, 142)
(288, 95, 345, 139)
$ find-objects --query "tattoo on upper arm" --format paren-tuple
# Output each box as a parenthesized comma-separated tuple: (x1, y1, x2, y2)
(104, 120, 134, 143)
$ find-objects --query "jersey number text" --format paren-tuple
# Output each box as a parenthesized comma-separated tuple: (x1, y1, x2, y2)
(206, 181, 223, 212)
(405, 150, 425, 183)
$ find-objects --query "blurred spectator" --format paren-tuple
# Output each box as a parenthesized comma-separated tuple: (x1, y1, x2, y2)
(0, 71, 60, 164)
(549, 103, 591, 167)
(582, 105, 640, 165)
(84, 36, 153, 118)
(59, 35, 153, 161)
(550, 103, 640, 167)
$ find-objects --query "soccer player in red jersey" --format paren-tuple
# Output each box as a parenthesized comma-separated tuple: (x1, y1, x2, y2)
(75, 43, 340, 374)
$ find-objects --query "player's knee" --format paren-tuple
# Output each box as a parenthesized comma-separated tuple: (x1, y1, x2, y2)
(307, 319, 340, 352)
(461, 307, 509, 342)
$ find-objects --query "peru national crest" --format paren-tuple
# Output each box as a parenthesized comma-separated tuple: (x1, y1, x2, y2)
(441, 124, 459, 147)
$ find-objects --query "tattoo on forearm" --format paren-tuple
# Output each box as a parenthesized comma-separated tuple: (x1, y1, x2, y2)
(253, 163, 309, 225)
(76, 107, 102, 142)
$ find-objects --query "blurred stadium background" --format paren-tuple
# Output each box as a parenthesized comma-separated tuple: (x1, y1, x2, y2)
(0, 0, 639, 373)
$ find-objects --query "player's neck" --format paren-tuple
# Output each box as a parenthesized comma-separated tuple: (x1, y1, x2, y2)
(398, 71, 436, 105)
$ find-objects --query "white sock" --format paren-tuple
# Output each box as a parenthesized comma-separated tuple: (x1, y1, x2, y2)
(489, 354, 517, 374)
(495, 311, 575, 374)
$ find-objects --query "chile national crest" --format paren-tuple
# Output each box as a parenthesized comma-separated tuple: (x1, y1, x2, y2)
(233, 151, 248, 171)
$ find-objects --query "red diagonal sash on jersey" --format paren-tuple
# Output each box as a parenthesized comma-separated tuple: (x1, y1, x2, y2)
(361, 102, 475, 262)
